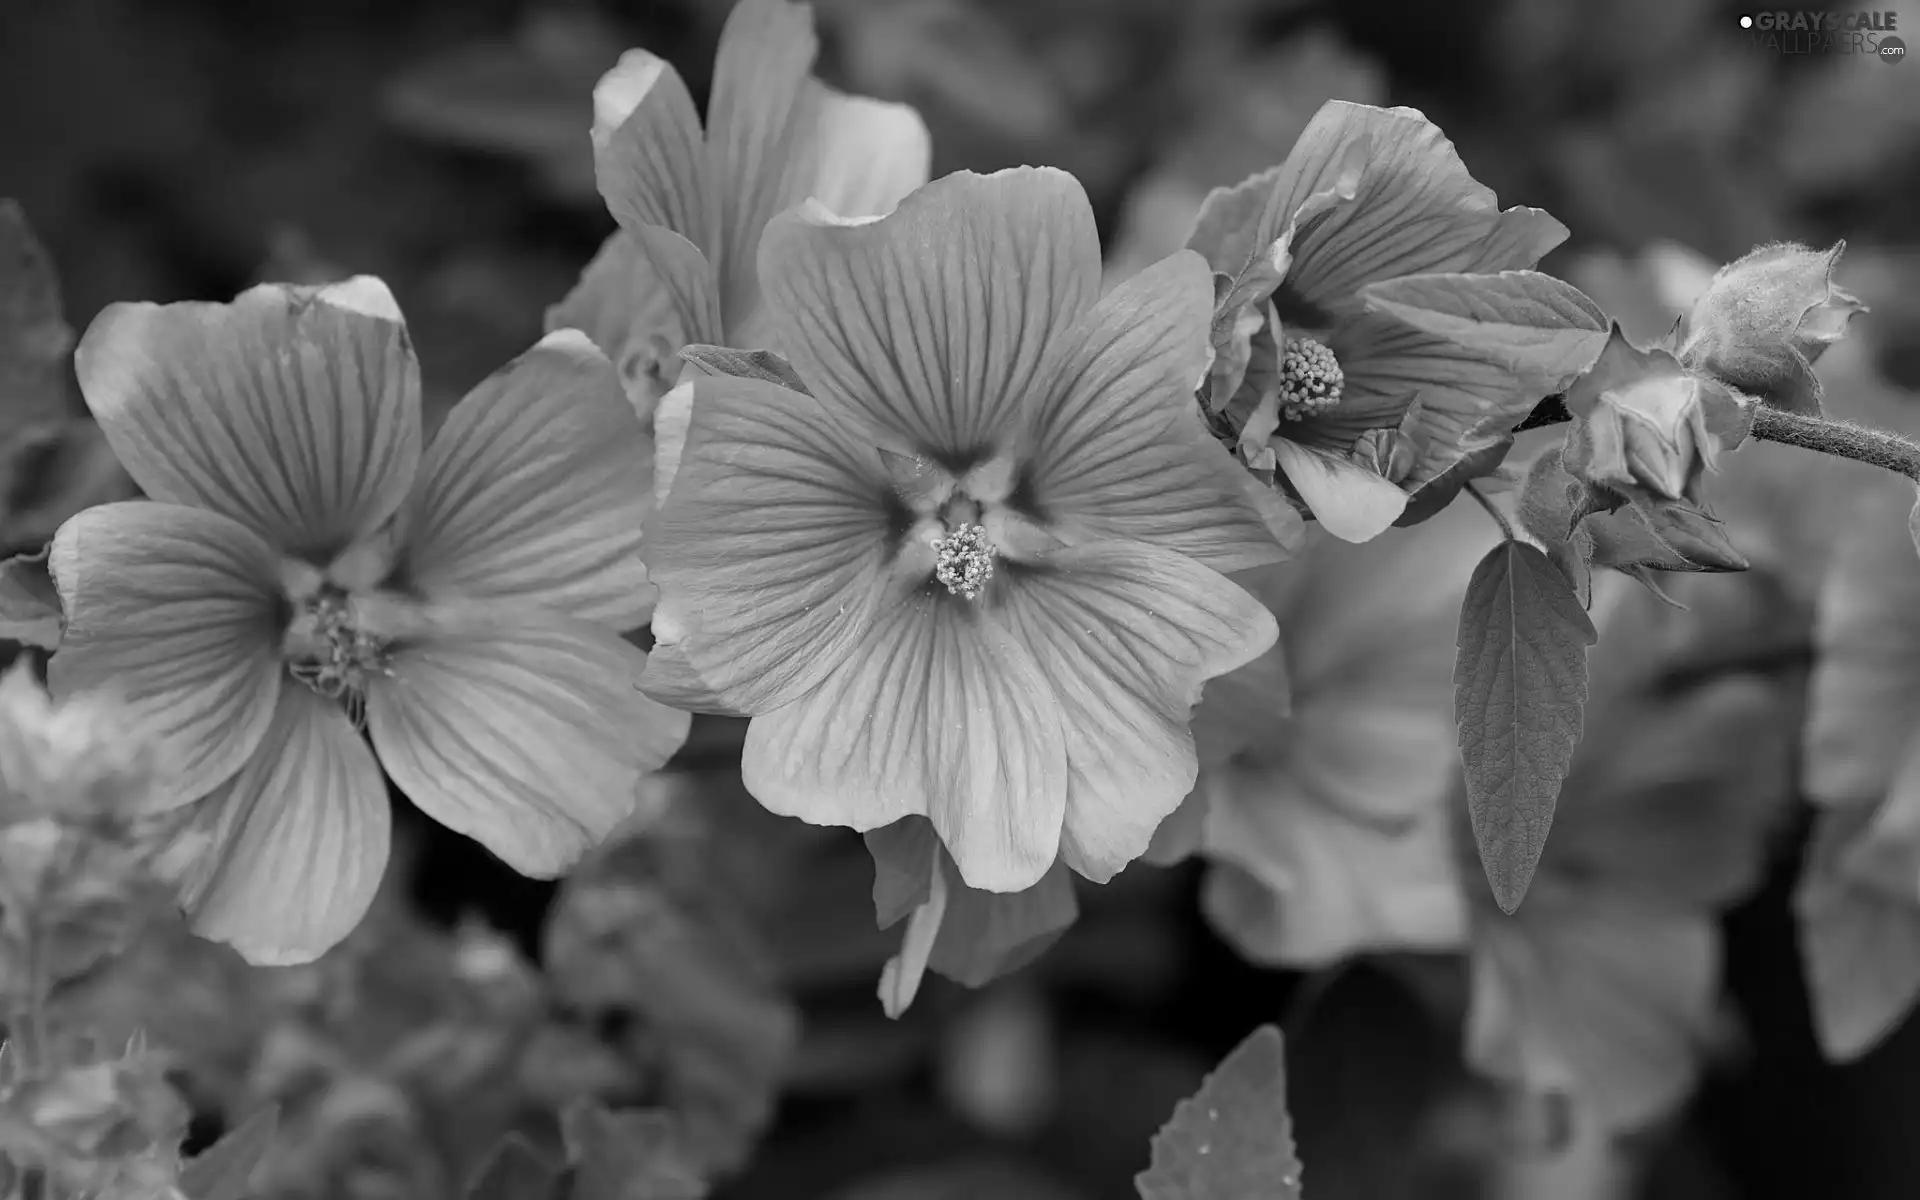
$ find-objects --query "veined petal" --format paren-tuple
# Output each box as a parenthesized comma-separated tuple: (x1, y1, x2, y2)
(75, 278, 422, 559)
(993, 541, 1278, 882)
(808, 83, 933, 220)
(1270, 439, 1407, 544)
(367, 618, 689, 877)
(400, 329, 654, 630)
(1322, 313, 1541, 486)
(651, 379, 694, 508)
(1263, 103, 1567, 318)
(760, 166, 1102, 460)
(707, 0, 821, 335)
(593, 49, 717, 258)
(181, 685, 391, 965)
(742, 590, 1068, 893)
(635, 638, 747, 718)
(543, 233, 685, 422)
(644, 374, 896, 713)
(49, 501, 284, 807)
(1026, 250, 1293, 571)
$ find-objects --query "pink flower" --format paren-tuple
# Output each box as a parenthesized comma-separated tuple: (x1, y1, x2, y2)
(644, 167, 1298, 892)
(50, 278, 689, 964)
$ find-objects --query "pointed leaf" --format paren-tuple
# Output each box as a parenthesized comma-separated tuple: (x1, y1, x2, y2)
(1455, 540, 1597, 912)
(1585, 493, 1749, 577)
(1393, 437, 1514, 529)
(0, 546, 61, 648)
(1361, 270, 1609, 387)
(677, 345, 810, 394)
(1136, 1025, 1303, 1200)
(179, 1104, 279, 1200)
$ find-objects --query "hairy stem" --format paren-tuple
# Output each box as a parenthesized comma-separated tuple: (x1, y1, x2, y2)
(1516, 394, 1920, 481)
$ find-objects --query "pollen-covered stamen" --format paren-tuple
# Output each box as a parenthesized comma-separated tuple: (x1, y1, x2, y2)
(931, 523, 995, 601)
(1277, 335, 1345, 421)
(285, 589, 393, 712)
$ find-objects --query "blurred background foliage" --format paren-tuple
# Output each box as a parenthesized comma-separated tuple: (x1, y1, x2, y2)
(4, 0, 1920, 1196)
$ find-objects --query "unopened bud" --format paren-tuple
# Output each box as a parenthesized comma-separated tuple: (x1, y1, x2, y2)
(1563, 326, 1751, 505)
(1681, 240, 1866, 415)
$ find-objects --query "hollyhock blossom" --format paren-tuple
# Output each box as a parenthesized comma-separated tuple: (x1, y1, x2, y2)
(49, 277, 690, 965)
(1153, 497, 1495, 966)
(1192, 101, 1569, 542)
(548, 0, 932, 420)
(643, 167, 1297, 893)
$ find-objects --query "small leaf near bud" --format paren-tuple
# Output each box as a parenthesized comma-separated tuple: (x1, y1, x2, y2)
(1680, 240, 1867, 416)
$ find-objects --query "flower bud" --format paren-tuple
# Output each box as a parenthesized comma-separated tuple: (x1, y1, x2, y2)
(1680, 241, 1866, 415)
(1563, 326, 1751, 505)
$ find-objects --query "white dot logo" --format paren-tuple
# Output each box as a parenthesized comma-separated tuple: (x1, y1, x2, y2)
(1739, 13, 1754, 27)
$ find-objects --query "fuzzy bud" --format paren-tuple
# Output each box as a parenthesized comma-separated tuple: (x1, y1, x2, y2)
(1680, 240, 1866, 416)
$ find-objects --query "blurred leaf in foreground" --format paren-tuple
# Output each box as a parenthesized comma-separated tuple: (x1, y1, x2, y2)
(1136, 1025, 1302, 1200)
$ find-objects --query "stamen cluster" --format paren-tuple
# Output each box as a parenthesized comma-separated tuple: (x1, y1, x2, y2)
(931, 523, 995, 601)
(1277, 336, 1345, 421)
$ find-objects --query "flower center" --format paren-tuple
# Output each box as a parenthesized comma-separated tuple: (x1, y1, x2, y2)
(930, 523, 995, 601)
(1277, 335, 1344, 421)
(284, 587, 392, 710)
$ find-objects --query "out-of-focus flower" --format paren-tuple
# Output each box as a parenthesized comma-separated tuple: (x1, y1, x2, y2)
(1166, 497, 1496, 967)
(50, 277, 688, 966)
(547, 0, 933, 420)
(1680, 241, 1867, 416)
(0, 1041, 190, 1200)
(644, 166, 1294, 896)
(1191, 102, 1569, 543)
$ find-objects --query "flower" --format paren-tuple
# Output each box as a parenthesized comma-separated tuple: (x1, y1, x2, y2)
(1162, 496, 1495, 967)
(642, 166, 1297, 893)
(1191, 101, 1569, 542)
(547, 0, 933, 421)
(49, 277, 690, 965)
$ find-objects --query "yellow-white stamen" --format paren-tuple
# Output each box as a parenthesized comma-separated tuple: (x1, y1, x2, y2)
(931, 523, 995, 601)
(1278, 335, 1344, 421)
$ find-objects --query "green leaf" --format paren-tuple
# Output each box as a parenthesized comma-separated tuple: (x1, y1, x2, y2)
(1796, 805, 1920, 1062)
(1454, 540, 1597, 913)
(1394, 437, 1514, 529)
(563, 1102, 708, 1200)
(1585, 493, 1749, 577)
(179, 1105, 279, 1200)
(1136, 1026, 1302, 1200)
(466, 1136, 566, 1200)
(1360, 270, 1609, 386)
(676, 345, 810, 394)
(0, 546, 60, 648)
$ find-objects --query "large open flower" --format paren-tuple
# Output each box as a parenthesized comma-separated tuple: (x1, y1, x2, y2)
(1193, 101, 1569, 542)
(50, 278, 690, 964)
(643, 167, 1297, 892)
(1155, 496, 1493, 966)
(548, 0, 932, 419)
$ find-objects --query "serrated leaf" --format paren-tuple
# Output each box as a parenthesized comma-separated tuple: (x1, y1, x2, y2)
(1455, 541, 1597, 912)
(0, 546, 61, 647)
(179, 1105, 279, 1200)
(465, 1135, 565, 1200)
(1360, 270, 1609, 386)
(1136, 1026, 1302, 1200)
(676, 345, 811, 395)
(562, 1102, 707, 1200)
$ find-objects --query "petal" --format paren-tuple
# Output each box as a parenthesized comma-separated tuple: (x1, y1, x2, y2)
(367, 618, 690, 877)
(1269, 439, 1407, 543)
(650, 378, 695, 508)
(742, 590, 1069, 893)
(49, 501, 284, 807)
(74, 277, 422, 559)
(707, 0, 821, 335)
(1025, 250, 1295, 571)
(635, 638, 748, 718)
(807, 84, 933, 220)
(1806, 484, 1920, 806)
(929, 858, 1079, 987)
(543, 233, 686, 421)
(592, 49, 717, 258)
(1266, 103, 1566, 318)
(1308, 315, 1542, 488)
(644, 374, 896, 713)
(181, 686, 391, 965)
(993, 541, 1278, 881)
(759, 166, 1102, 460)
(400, 329, 654, 630)
(877, 839, 948, 1019)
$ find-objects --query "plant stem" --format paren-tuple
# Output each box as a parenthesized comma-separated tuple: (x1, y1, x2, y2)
(1515, 394, 1920, 481)
(1465, 482, 1516, 540)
